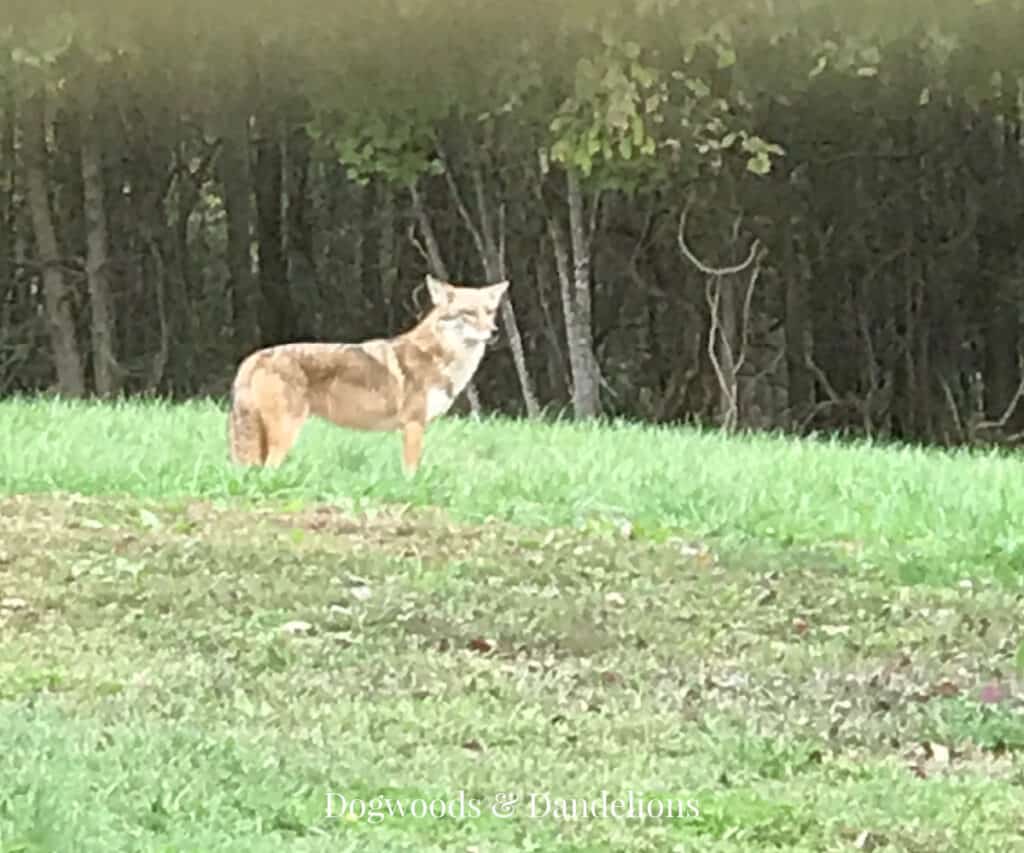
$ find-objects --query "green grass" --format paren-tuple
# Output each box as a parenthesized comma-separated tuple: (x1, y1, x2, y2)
(1, 397, 1023, 851)
(3, 396, 1024, 585)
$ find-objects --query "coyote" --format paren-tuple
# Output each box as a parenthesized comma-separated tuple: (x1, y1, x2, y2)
(228, 274, 509, 474)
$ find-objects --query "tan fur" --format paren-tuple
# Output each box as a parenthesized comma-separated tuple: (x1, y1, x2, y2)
(228, 275, 509, 475)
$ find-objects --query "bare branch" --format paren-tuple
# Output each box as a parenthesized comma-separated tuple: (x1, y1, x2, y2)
(798, 399, 844, 432)
(627, 199, 656, 273)
(471, 160, 498, 266)
(438, 146, 488, 265)
(408, 182, 450, 279)
(938, 375, 967, 443)
(585, 189, 602, 254)
(749, 349, 785, 387)
(406, 222, 430, 267)
(976, 353, 1024, 432)
(497, 201, 507, 280)
(704, 278, 736, 431)
(144, 235, 170, 392)
(804, 353, 843, 405)
(936, 192, 979, 257)
(678, 203, 760, 277)
(731, 253, 763, 377)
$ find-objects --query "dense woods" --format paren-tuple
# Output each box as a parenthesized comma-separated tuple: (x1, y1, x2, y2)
(3, 1, 1024, 445)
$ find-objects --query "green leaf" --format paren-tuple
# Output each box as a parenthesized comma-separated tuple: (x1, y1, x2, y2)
(716, 46, 737, 70)
(631, 62, 655, 88)
(746, 150, 772, 175)
(859, 45, 882, 65)
(685, 77, 710, 99)
(11, 47, 41, 68)
(631, 114, 645, 146)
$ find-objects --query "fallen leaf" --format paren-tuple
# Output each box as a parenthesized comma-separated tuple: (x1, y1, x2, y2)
(931, 679, 960, 698)
(854, 829, 882, 850)
(349, 585, 372, 602)
(1, 597, 28, 610)
(467, 637, 494, 654)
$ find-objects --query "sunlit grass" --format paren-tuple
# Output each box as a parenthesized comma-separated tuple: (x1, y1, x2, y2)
(2, 395, 1023, 585)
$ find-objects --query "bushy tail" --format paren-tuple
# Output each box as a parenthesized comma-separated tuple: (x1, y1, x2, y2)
(228, 389, 267, 465)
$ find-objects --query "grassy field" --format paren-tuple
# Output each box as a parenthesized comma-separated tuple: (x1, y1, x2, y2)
(1, 397, 1023, 852)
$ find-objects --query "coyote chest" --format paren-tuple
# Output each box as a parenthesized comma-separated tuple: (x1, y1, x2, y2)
(425, 343, 486, 422)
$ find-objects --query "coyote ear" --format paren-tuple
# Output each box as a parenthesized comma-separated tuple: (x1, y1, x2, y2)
(487, 280, 510, 305)
(426, 274, 450, 306)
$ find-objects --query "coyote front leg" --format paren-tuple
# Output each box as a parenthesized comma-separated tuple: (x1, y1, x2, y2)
(401, 420, 425, 478)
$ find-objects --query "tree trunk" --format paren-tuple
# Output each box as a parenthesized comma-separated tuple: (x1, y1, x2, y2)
(79, 64, 119, 396)
(170, 141, 200, 393)
(378, 184, 397, 332)
(350, 177, 370, 335)
(784, 236, 812, 425)
(469, 164, 539, 417)
(410, 182, 450, 279)
(564, 167, 600, 418)
(285, 120, 316, 333)
(536, 233, 568, 402)
(218, 99, 258, 354)
(1, 76, 14, 338)
(255, 111, 291, 344)
(711, 276, 739, 428)
(548, 212, 584, 414)
(21, 89, 86, 397)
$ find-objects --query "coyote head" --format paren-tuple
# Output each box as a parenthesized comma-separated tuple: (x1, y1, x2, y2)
(426, 274, 509, 346)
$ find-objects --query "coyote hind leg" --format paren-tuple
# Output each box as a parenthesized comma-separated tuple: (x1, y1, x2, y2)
(245, 368, 310, 468)
(264, 410, 308, 467)
(229, 397, 268, 465)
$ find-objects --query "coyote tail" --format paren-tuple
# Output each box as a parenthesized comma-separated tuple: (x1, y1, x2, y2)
(228, 388, 267, 465)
